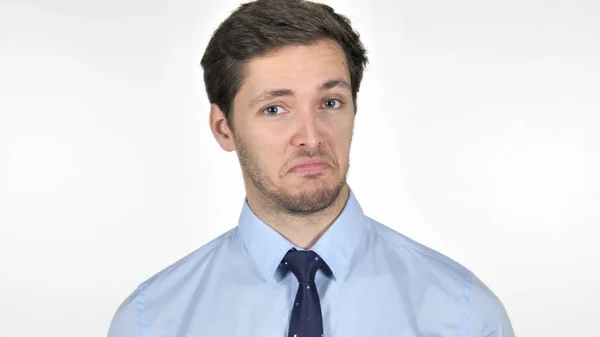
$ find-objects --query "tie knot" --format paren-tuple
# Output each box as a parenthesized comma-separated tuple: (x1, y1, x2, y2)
(281, 249, 324, 283)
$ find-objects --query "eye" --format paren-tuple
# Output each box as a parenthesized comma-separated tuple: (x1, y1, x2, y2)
(262, 105, 286, 116)
(322, 99, 342, 109)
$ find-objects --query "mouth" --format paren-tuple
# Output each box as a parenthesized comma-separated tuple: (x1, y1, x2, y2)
(289, 162, 329, 174)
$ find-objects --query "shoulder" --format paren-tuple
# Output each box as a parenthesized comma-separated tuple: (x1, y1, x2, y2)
(366, 217, 472, 282)
(107, 228, 237, 337)
(365, 217, 514, 336)
(139, 227, 236, 290)
(466, 274, 515, 336)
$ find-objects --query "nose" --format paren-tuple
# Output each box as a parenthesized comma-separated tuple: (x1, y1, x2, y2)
(291, 107, 324, 148)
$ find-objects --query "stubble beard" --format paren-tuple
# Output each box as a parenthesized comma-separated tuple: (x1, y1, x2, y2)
(234, 135, 347, 214)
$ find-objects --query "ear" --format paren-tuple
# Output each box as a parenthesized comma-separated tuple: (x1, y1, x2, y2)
(209, 103, 236, 152)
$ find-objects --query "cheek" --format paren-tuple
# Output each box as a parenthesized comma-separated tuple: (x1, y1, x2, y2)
(332, 117, 354, 146)
(260, 131, 285, 154)
(335, 122, 354, 164)
(252, 132, 286, 168)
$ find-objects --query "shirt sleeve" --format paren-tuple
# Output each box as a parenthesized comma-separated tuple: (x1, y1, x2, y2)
(107, 287, 144, 337)
(466, 273, 515, 337)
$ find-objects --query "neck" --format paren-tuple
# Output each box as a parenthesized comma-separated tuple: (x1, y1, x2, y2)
(246, 184, 350, 249)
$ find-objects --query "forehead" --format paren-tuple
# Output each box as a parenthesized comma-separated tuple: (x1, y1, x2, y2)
(240, 39, 351, 94)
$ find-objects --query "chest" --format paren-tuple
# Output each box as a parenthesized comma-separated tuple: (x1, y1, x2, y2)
(150, 274, 465, 337)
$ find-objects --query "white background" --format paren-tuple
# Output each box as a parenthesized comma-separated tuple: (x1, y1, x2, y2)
(1, 0, 599, 336)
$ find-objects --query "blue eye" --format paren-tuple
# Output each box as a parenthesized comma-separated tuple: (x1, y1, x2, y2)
(323, 99, 342, 109)
(263, 105, 285, 116)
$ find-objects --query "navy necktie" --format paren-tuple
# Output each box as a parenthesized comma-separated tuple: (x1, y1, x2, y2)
(282, 249, 325, 337)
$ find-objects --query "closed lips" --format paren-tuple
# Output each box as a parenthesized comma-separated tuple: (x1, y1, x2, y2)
(289, 159, 328, 171)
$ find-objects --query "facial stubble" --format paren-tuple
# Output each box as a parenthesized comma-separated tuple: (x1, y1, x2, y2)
(233, 135, 348, 214)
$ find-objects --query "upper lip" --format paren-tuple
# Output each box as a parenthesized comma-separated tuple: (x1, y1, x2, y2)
(289, 158, 329, 171)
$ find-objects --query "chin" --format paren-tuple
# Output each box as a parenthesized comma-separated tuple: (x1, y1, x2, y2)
(280, 178, 346, 212)
(291, 175, 338, 191)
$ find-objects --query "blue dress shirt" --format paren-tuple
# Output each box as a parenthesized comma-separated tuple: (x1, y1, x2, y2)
(108, 187, 514, 337)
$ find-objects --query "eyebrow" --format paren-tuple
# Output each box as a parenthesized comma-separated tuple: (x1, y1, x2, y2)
(248, 78, 351, 108)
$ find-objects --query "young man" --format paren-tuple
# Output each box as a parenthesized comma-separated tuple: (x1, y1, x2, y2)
(108, 0, 515, 336)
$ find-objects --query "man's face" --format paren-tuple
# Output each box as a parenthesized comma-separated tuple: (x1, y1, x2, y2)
(230, 39, 355, 214)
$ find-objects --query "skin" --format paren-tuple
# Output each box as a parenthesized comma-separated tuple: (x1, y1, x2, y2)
(209, 39, 355, 249)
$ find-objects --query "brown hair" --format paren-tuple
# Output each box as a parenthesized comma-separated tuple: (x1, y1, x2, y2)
(200, 0, 368, 127)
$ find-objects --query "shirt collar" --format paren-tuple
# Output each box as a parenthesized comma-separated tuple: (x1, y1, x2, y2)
(237, 186, 367, 283)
